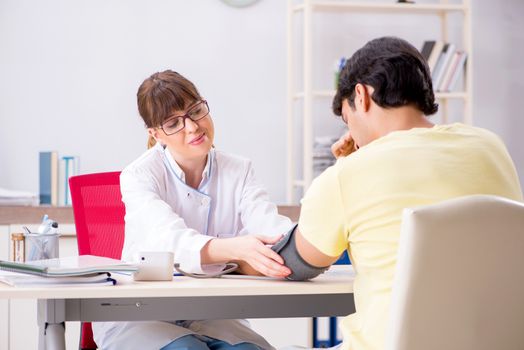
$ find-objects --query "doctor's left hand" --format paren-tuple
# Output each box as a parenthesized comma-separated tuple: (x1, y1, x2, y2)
(230, 235, 292, 278)
(202, 235, 291, 278)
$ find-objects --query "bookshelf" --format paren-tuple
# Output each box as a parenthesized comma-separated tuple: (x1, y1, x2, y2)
(286, 0, 473, 203)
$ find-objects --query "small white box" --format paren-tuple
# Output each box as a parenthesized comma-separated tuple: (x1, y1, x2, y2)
(133, 251, 174, 281)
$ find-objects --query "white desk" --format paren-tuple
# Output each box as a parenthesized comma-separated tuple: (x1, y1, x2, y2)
(0, 266, 355, 350)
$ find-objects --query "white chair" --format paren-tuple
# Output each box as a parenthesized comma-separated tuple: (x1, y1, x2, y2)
(387, 195, 524, 350)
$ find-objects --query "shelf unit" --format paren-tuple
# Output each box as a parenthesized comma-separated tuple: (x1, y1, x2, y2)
(286, 0, 473, 203)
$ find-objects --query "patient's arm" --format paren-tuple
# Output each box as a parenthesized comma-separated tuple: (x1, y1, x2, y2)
(271, 225, 340, 281)
(294, 227, 340, 268)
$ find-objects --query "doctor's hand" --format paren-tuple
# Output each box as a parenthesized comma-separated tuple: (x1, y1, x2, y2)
(201, 235, 291, 278)
(229, 235, 291, 278)
(331, 131, 357, 159)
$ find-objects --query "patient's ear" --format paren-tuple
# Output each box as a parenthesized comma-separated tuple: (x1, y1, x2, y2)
(354, 83, 372, 113)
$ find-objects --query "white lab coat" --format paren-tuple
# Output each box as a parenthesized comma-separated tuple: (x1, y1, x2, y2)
(93, 143, 293, 350)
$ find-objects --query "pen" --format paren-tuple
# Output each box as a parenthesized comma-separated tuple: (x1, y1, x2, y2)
(37, 215, 57, 235)
(38, 215, 49, 234)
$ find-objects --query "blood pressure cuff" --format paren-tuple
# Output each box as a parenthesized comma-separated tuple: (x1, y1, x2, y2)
(271, 224, 330, 281)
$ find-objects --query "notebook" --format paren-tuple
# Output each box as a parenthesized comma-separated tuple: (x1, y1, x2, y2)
(0, 255, 138, 277)
(0, 271, 116, 287)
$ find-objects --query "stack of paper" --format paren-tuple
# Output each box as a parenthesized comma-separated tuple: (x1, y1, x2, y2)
(0, 271, 115, 287)
(0, 255, 138, 287)
(0, 255, 138, 277)
(0, 187, 39, 206)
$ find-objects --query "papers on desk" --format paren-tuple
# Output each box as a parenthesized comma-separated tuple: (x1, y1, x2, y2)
(0, 255, 138, 277)
(0, 187, 39, 206)
(0, 271, 116, 287)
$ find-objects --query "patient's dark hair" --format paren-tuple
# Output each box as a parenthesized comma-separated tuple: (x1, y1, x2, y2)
(333, 36, 438, 116)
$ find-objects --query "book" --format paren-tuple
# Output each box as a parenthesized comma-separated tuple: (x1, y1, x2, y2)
(432, 43, 455, 91)
(58, 156, 79, 206)
(39, 151, 59, 205)
(0, 255, 138, 277)
(0, 271, 116, 287)
(420, 40, 436, 62)
(442, 51, 468, 92)
(438, 51, 461, 92)
(426, 41, 444, 74)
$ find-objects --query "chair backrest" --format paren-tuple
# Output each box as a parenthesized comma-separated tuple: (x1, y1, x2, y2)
(386, 195, 524, 350)
(69, 171, 125, 259)
(69, 171, 125, 350)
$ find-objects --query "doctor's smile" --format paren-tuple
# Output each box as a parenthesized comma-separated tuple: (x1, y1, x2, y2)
(188, 132, 206, 145)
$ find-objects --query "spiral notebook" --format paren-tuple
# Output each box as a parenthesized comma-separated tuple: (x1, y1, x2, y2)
(0, 255, 138, 277)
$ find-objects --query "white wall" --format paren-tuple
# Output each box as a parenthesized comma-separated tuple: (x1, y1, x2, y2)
(472, 0, 524, 184)
(1, 0, 523, 203)
(0, 0, 289, 202)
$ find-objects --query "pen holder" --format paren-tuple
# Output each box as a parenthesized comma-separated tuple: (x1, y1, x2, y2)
(24, 232, 60, 261)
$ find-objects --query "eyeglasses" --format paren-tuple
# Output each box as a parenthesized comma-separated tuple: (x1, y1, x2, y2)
(160, 100, 210, 135)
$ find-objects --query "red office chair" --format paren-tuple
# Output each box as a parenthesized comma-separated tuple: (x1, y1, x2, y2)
(69, 171, 126, 350)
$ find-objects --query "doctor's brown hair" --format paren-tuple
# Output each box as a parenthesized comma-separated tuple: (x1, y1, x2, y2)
(137, 70, 202, 148)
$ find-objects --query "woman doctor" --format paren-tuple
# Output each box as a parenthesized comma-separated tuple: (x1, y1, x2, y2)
(92, 70, 293, 350)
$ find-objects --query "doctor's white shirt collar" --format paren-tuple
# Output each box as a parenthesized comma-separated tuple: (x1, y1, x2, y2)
(162, 144, 214, 187)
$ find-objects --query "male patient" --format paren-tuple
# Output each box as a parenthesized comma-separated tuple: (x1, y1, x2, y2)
(277, 37, 522, 350)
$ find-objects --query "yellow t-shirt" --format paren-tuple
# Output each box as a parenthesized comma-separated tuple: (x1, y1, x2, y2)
(299, 123, 522, 350)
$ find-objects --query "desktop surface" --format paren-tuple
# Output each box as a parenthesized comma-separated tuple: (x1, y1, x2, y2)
(0, 265, 354, 299)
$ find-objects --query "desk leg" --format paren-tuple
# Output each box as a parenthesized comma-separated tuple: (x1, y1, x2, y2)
(37, 299, 66, 350)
